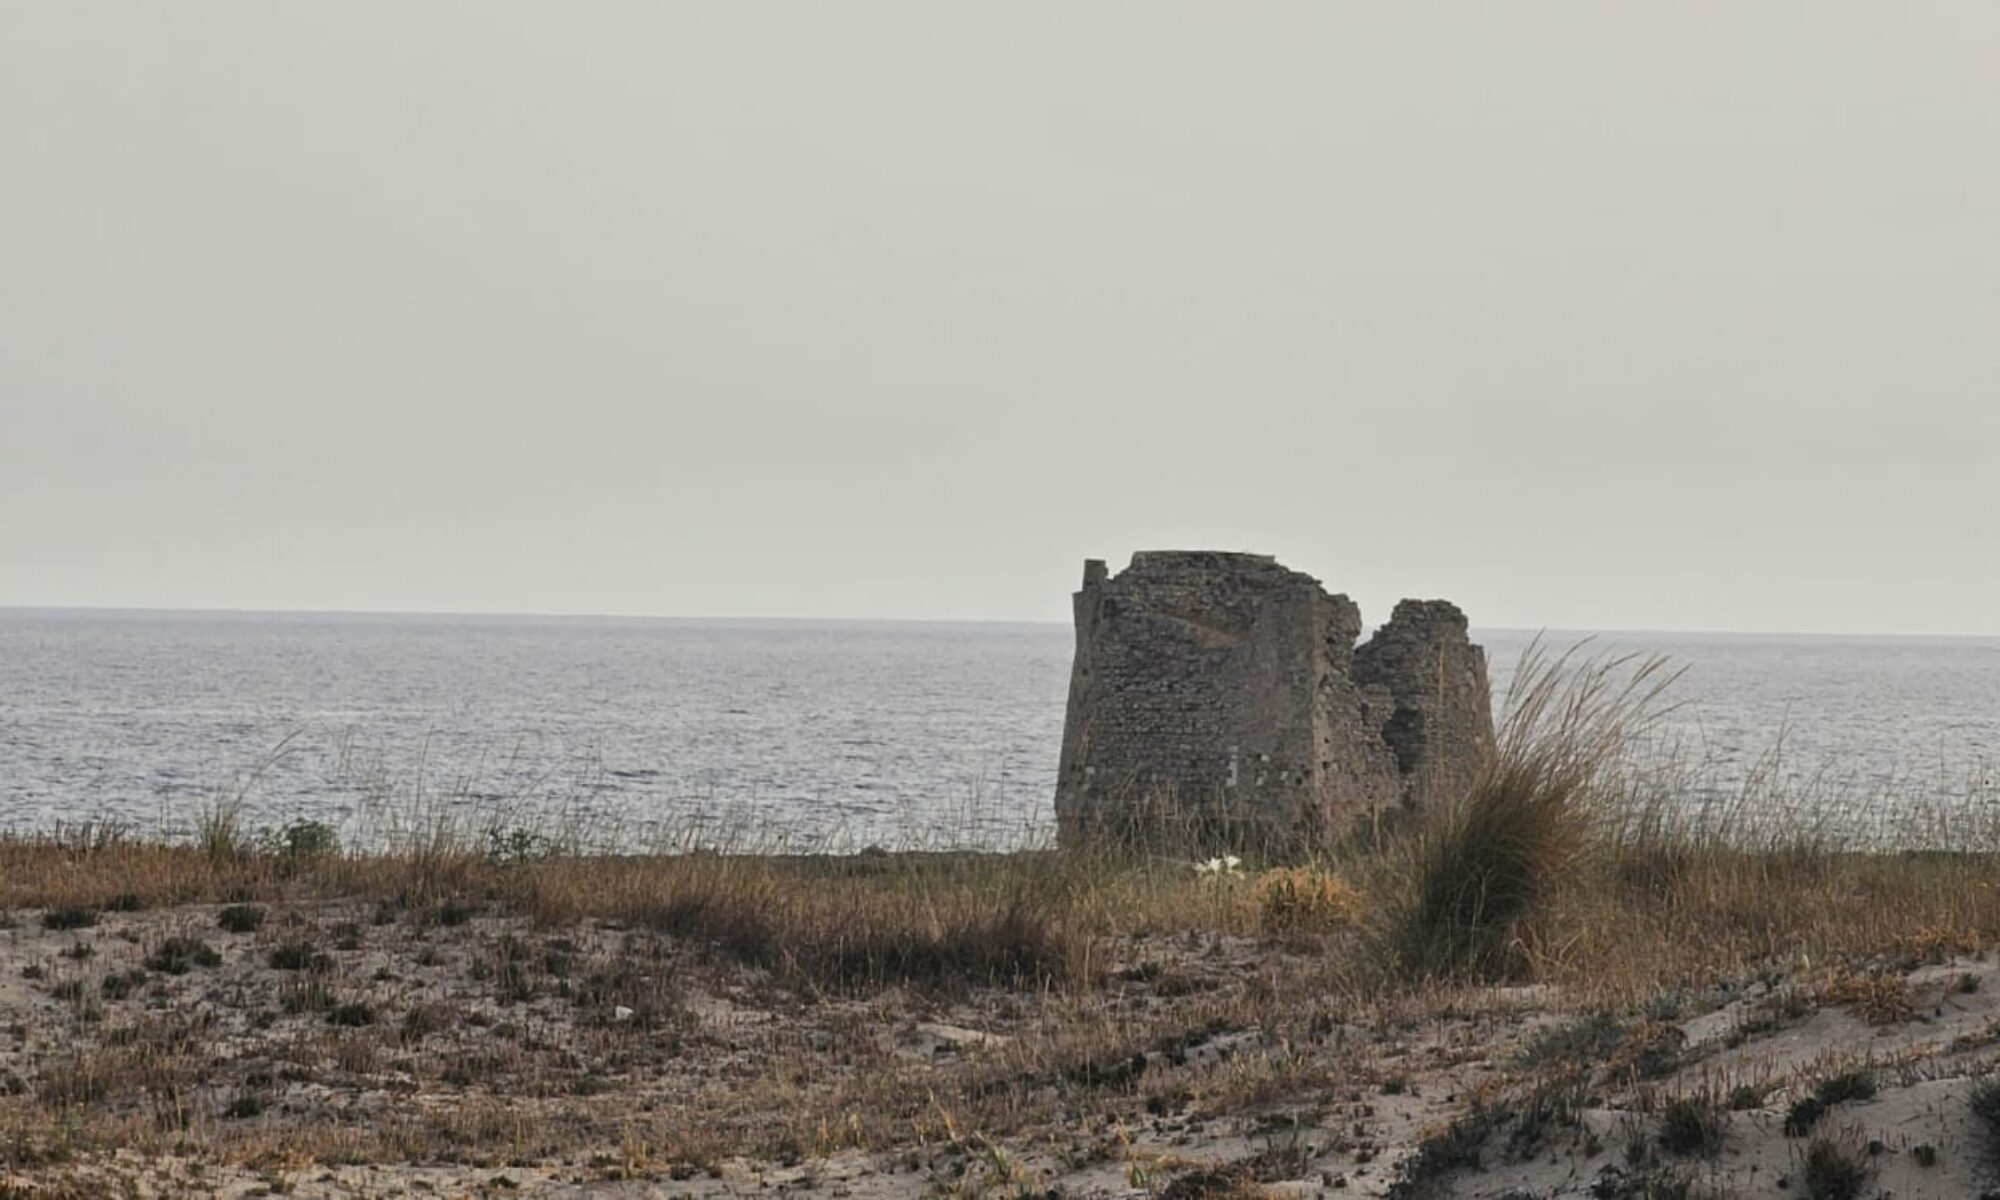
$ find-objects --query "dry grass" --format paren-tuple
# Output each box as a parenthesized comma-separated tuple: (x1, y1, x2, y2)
(1374, 645, 1678, 981)
(11, 651, 2000, 1190)
(8, 822, 2000, 1189)
(1252, 866, 1362, 935)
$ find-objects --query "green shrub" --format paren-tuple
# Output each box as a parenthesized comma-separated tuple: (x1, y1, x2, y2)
(257, 819, 338, 863)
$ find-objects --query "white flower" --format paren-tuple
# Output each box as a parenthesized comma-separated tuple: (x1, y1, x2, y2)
(1194, 854, 1244, 879)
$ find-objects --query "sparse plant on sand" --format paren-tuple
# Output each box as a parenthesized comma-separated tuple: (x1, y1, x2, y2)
(1967, 1074, 2000, 1157)
(1798, 1132, 1872, 1200)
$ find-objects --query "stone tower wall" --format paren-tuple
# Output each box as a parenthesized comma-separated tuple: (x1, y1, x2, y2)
(1055, 552, 1495, 848)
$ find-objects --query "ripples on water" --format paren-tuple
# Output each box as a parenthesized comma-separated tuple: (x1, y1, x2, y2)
(0, 611, 1994, 850)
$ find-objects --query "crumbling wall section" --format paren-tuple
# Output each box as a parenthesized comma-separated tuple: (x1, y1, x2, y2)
(1352, 599, 1496, 811)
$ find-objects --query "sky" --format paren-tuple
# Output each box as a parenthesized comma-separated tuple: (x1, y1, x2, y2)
(2, 4, 1996, 635)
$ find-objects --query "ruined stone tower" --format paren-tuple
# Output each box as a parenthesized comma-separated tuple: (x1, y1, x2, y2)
(1054, 551, 1494, 848)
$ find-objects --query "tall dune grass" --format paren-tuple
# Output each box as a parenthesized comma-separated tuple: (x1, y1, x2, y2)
(1375, 643, 1680, 981)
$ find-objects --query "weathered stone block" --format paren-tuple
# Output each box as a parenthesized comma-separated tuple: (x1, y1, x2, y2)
(1054, 551, 1494, 849)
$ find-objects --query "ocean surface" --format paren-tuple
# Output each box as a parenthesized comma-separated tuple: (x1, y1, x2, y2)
(1, 609, 1996, 850)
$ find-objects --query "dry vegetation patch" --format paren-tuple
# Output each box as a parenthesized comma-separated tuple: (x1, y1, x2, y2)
(11, 657, 2000, 1195)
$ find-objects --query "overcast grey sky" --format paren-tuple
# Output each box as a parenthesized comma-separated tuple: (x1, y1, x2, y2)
(2, 4, 1995, 634)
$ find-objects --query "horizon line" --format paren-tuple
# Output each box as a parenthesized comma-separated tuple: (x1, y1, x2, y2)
(2, 602, 1996, 643)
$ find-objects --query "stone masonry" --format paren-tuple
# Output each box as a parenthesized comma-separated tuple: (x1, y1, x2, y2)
(1054, 552, 1494, 847)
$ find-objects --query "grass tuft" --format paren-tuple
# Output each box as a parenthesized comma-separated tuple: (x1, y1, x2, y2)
(41, 907, 99, 932)
(1799, 1133, 1872, 1200)
(1658, 1093, 1724, 1157)
(142, 937, 221, 975)
(1379, 646, 1677, 980)
(1968, 1076, 2000, 1158)
(1253, 866, 1361, 935)
(216, 904, 266, 934)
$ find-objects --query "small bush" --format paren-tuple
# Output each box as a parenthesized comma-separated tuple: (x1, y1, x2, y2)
(261, 819, 338, 863)
(269, 940, 331, 973)
(144, 936, 222, 975)
(1515, 1011, 1626, 1070)
(436, 898, 482, 927)
(100, 969, 146, 1001)
(1784, 1096, 1826, 1137)
(486, 826, 553, 864)
(1814, 1070, 1876, 1107)
(42, 907, 99, 932)
(1785, 1070, 1876, 1136)
(1726, 1083, 1767, 1110)
(1968, 1076, 2000, 1155)
(1658, 1094, 1723, 1157)
(217, 904, 266, 934)
(1799, 1135, 1871, 1200)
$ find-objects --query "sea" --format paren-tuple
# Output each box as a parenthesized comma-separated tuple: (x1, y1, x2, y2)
(1, 609, 1996, 851)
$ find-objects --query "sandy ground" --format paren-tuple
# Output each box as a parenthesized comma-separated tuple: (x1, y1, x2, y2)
(6, 899, 2000, 1197)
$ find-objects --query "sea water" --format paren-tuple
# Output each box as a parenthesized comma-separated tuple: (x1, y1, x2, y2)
(1, 610, 1994, 849)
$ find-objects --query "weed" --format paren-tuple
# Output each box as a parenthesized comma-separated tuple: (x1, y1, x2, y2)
(41, 908, 98, 932)
(260, 819, 338, 863)
(99, 970, 146, 1001)
(436, 898, 482, 927)
(1516, 1012, 1625, 1070)
(1813, 1070, 1876, 1107)
(1798, 1134, 1871, 1200)
(217, 904, 266, 934)
(1388, 1105, 1495, 1196)
(1785, 1070, 1875, 1136)
(1968, 1076, 2000, 1156)
(1725, 1083, 1766, 1111)
(269, 941, 330, 973)
(143, 937, 221, 975)
(1657, 1094, 1723, 1157)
